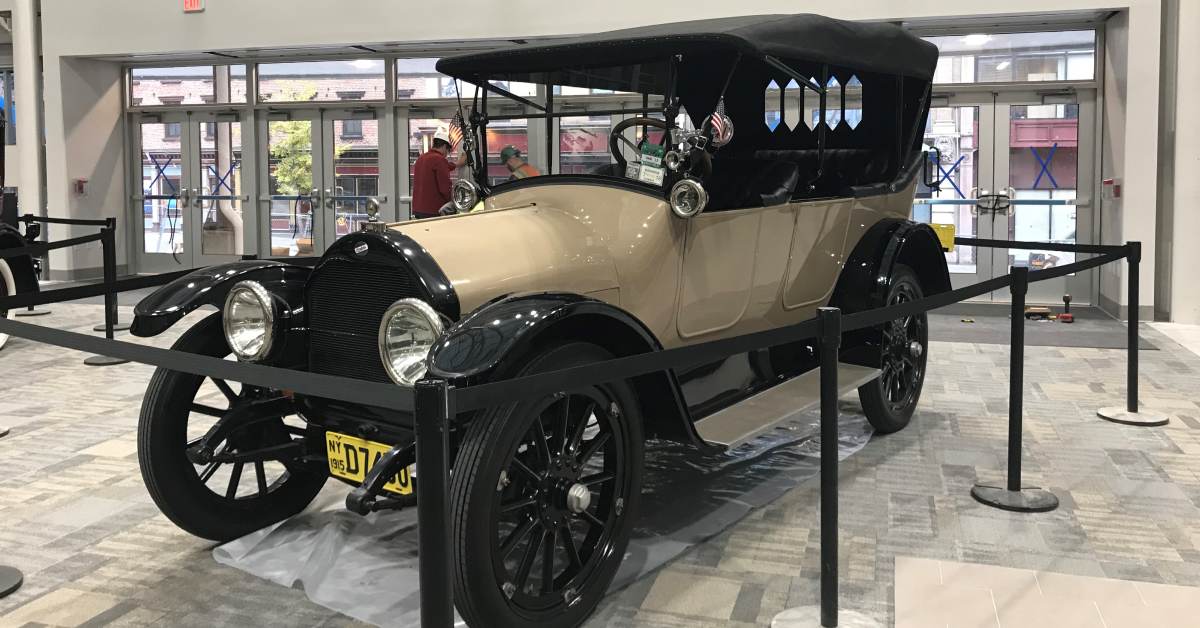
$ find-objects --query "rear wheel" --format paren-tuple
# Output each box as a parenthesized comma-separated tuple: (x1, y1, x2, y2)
(451, 342, 643, 628)
(858, 264, 928, 433)
(0, 259, 15, 351)
(138, 313, 326, 542)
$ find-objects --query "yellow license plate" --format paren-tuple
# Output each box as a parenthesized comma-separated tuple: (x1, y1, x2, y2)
(930, 223, 956, 252)
(325, 431, 414, 495)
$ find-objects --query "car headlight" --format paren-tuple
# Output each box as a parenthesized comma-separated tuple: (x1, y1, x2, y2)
(379, 298, 444, 386)
(222, 280, 276, 361)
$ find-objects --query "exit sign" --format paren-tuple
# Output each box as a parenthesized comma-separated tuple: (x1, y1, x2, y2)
(183, 0, 205, 13)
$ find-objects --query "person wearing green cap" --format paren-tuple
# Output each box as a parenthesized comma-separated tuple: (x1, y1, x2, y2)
(499, 145, 540, 180)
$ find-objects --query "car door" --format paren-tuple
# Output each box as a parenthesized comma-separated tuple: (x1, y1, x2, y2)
(779, 196, 856, 315)
(674, 204, 796, 339)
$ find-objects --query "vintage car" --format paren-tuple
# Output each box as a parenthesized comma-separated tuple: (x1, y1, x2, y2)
(131, 14, 945, 628)
(0, 210, 40, 352)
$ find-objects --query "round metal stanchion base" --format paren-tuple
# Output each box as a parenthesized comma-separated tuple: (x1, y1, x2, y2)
(971, 484, 1059, 513)
(83, 355, 130, 366)
(92, 323, 131, 332)
(772, 607, 883, 628)
(0, 565, 23, 599)
(0, 425, 9, 438)
(14, 308, 50, 317)
(1097, 407, 1170, 427)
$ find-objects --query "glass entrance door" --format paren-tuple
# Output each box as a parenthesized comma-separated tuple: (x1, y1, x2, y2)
(262, 109, 391, 257)
(916, 90, 1094, 304)
(321, 111, 384, 240)
(134, 112, 245, 272)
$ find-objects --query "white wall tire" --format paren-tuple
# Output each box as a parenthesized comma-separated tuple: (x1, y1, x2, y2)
(0, 258, 15, 351)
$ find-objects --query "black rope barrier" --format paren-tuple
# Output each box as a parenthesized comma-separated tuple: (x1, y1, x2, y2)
(0, 233, 1147, 628)
(0, 233, 105, 260)
(0, 316, 416, 412)
(19, 214, 111, 227)
(954, 236, 1125, 256)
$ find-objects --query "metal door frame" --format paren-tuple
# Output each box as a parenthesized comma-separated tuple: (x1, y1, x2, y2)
(188, 110, 250, 267)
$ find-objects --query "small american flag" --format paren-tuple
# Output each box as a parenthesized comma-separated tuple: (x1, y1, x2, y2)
(448, 114, 465, 150)
(709, 98, 733, 146)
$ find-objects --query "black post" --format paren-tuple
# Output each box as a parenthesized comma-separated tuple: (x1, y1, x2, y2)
(83, 220, 129, 366)
(1097, 241, 1167, 426)
(1006, 267, 1026, 492)
(817, 306, 841, 628)
(971, 267, 1058, 512)
(415, 378, 455, 628)
(92, 217, 129, 333)
(1127, 241, 1139, 413)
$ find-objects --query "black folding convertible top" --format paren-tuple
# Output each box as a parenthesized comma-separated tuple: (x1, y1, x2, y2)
(437, 14, 939, 87)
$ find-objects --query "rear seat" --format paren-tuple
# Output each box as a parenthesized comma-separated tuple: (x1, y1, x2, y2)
(755, 149, 892, 195)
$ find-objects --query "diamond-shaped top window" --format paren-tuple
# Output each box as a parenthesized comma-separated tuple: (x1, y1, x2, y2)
(845, 75, 863, 129)
(782, 79, 802, 131)
(825, 77, 843, 129)
(764, 80, 782, 131)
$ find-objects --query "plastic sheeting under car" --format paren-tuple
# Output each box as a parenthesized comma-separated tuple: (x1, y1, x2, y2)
(213, 405, 875, 627)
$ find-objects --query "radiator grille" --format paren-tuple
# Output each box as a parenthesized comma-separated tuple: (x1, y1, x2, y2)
(306, 256, 424, 383)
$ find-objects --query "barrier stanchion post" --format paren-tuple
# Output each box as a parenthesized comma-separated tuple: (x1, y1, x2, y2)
(415, 378, 455, 628)
(83, 222, 130, 366)
(91, 218, 129, 333)
(971, 267, 1058, 513)
(818, 307, 841, 628)
(1098, 241, 1168, 426)
(772, 308, 881, 628)
(0, 401, 19, 598)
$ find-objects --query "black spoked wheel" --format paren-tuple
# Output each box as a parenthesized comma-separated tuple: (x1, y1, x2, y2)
(452, 343, 643, 628)
(138, 313, 326, 542)
(859, 264, 928, 433)
(0, 259, 14, 351)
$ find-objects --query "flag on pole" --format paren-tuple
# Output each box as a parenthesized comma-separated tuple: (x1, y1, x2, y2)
(448, 114, 465, 150)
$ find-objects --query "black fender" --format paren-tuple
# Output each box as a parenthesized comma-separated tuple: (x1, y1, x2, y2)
(0, 224, 40, 296)
(428, 292, 704, 447)
(830, 218, 951, 367)
(131, 260, 311, 337)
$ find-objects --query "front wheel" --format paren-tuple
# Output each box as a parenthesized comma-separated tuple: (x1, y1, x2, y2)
(138, 313, 327, 542)
(0, 259, 16, 351)
(858, 264, 928, 433)
(451, 342, 643, 628)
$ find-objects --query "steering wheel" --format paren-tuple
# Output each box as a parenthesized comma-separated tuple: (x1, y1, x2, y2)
(610, 117, 671, 173)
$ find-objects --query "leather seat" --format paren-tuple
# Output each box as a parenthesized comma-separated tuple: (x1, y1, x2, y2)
(704, 158, 801, 211)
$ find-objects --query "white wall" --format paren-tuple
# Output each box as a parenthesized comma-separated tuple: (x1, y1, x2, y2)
(1169, 0, 1200, 323)
(20, 0, 1166, 310)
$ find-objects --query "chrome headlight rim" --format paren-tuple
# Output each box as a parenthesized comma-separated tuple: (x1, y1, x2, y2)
(669, 178, 708, 218)
(222, 280, 277, 362)
(378, 298, 445, 386)
(451, 179, 481, 212)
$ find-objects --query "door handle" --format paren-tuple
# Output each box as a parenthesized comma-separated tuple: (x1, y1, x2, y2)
(325, 189, 334, 209)
(191, 188, 203, 209)
(308, 188, 321, 207)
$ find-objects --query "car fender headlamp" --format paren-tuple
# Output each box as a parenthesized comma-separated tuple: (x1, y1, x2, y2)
(669, 179, 708, 218)
(451, 179, 481, 213)
(223, 280, 277, 361)
(379, 298, 445, 386)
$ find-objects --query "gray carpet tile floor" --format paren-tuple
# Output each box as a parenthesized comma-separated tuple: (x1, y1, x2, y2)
(0, 304, 1198, 627)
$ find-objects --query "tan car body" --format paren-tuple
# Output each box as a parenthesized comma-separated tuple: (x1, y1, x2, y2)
(392, 178, 916, 348)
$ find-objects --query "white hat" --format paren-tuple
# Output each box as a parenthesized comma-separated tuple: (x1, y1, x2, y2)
(433, 127, 451, 144)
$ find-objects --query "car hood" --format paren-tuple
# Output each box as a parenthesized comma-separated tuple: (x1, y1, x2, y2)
(389, 201, 618, 315)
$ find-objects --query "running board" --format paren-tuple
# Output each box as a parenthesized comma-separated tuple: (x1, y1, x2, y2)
(694, 363, 880, 448)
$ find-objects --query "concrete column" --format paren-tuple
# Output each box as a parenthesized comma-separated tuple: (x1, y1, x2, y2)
(11, 0, 42, 216)
(1170, 0, 1200, 322)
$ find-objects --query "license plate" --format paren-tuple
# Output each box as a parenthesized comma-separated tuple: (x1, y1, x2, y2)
(325, 431, 414, 495)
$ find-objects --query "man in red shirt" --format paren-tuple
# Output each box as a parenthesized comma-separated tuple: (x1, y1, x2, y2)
(411, 128, 468, 218)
